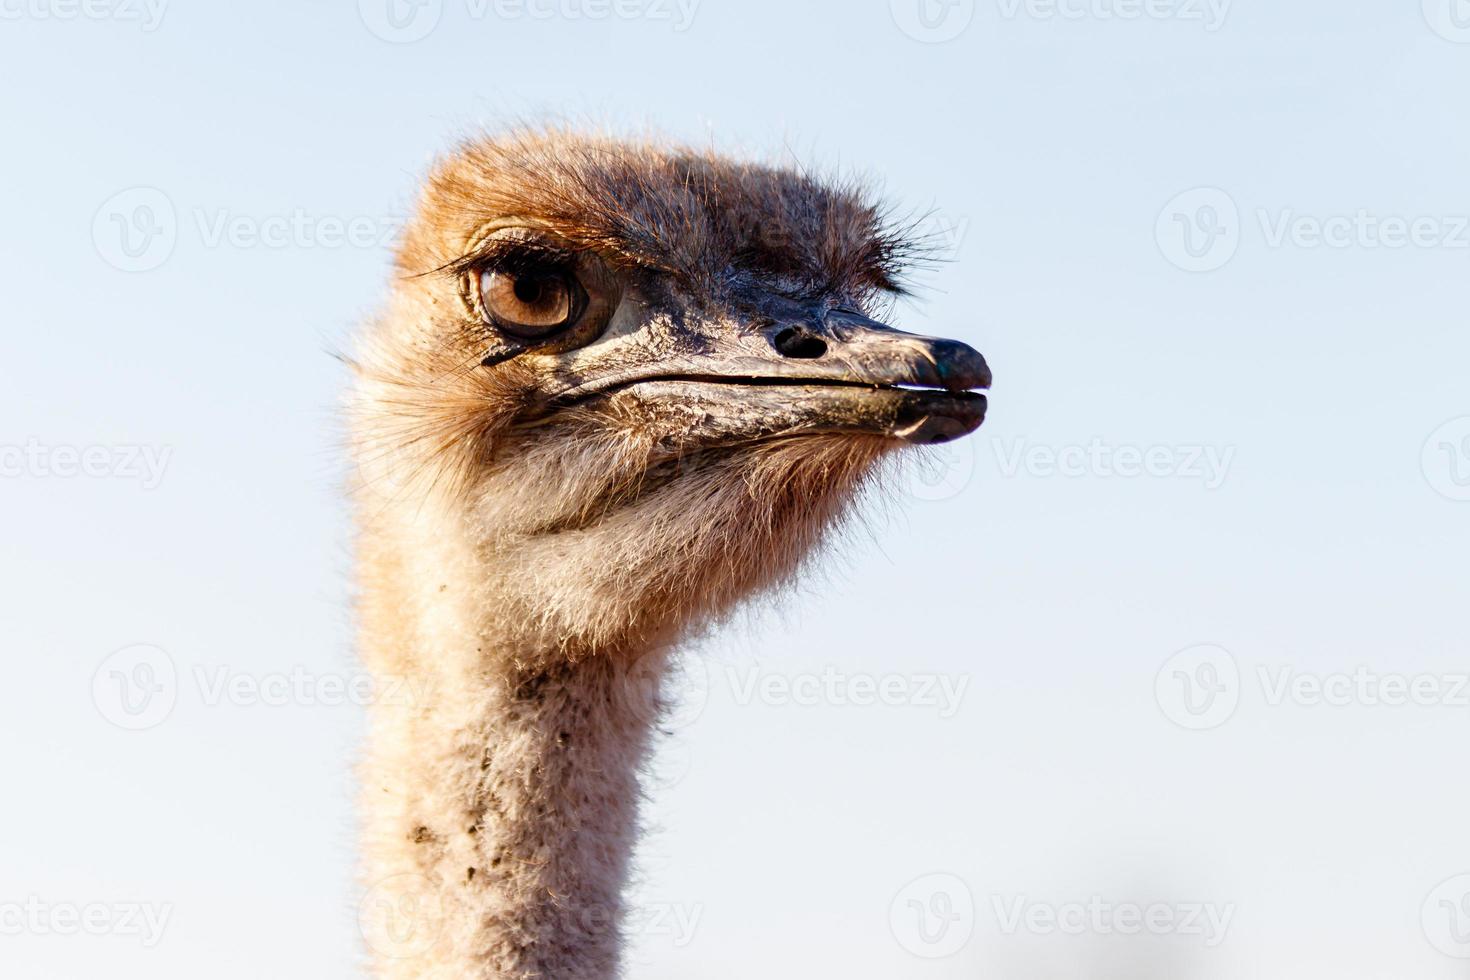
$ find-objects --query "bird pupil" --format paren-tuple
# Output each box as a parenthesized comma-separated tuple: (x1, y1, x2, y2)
(514, 275, 547, 306)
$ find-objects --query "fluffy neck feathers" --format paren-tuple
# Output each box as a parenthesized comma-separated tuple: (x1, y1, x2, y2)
(356, 492, 667, 979)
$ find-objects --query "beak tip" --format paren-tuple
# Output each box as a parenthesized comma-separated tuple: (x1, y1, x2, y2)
(893, 392, 988, 445)
(934, 340, 992, 392)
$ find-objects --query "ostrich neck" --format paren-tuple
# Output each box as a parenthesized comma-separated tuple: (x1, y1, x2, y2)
(357, 511, 666, 980)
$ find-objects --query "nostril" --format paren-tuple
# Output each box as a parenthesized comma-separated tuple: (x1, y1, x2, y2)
(772, 327, 828, 360)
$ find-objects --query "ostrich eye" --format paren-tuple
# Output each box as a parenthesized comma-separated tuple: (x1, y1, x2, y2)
(460, 228, 620, 353)
(480, 265, 586, 339)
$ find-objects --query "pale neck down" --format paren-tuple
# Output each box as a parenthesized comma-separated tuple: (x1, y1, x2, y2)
(356, 507, 669, 980)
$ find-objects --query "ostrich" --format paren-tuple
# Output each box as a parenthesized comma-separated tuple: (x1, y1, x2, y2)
(349, 129, 991, 980)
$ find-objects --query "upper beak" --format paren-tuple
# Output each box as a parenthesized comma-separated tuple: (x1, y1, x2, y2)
(544, 306, 992, 445)
(772, 306, 991, 393)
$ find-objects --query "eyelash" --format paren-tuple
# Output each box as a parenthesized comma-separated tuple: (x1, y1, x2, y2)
(444, 242, 576, 283)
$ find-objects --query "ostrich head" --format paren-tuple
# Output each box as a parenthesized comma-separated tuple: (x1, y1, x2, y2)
(353, 130, 991, 659)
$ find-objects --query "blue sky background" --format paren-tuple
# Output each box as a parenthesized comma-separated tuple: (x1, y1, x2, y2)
(4, 0, 1470, 976)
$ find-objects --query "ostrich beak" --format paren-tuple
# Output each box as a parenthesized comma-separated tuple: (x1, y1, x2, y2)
(544, 305, 991, 446)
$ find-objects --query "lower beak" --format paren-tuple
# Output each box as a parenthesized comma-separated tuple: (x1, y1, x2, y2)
(600, 378, 986, 445)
